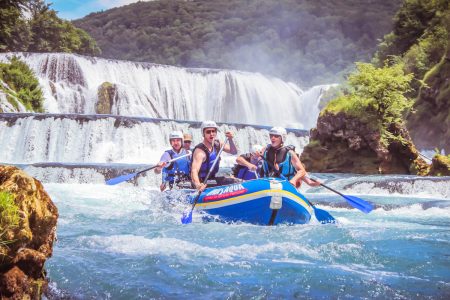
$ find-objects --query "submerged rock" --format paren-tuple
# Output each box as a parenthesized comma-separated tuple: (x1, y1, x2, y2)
(96, 81, 118, 114)
(301, 112, 429, 175)
(0, 165, 58, 299)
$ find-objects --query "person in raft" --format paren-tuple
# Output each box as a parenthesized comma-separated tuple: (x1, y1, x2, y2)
(183, 133, 193, 151)
(190, 120, 238, 192)
(232, 144, 264, 180)
(154, 131, 191, 191)
(261, 126, 320, 188)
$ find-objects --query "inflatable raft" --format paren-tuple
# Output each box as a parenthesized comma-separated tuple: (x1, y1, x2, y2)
(190, 177, 313, 225)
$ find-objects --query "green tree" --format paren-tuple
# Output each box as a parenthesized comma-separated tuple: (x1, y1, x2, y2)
(0, 1, 31, 51)
(326, 62, 414, 130)
(0, 56, 45, 112)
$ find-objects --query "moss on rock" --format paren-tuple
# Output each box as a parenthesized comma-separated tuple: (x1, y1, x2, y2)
(0, 165, 58, 299)
(301, 112, 429, 175)
(96, 81, 118, 114)
(428, 154, 450, 176)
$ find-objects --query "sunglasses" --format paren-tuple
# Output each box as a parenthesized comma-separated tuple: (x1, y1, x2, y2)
(205, 129, 217, 134)
(269, 134, 281, 138)
(184, 141, 192, 143)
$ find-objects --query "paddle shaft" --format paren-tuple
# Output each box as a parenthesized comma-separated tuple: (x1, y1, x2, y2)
(137, 152, 191, 175)
(309, 177, 347, 198)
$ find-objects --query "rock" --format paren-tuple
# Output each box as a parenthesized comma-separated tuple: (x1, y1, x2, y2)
(301, 112, 429, 175)
(429, 154, 450, 176)
(0, 165, 58, 299)
(96, 82, 118, 114)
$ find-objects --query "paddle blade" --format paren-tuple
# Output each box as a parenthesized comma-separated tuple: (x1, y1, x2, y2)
(181, 210, 193, 224)
(313, 206, 336, 224)
(343, 195, 373, 213)
(106, 172, 138, 185)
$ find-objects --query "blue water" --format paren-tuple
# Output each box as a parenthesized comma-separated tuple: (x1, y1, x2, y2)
(44, 176, 450, 299)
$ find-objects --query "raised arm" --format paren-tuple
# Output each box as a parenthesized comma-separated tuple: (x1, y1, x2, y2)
(222, 130, 237, 154)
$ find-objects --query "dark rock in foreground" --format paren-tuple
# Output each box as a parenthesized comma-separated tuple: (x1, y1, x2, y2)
(0, 165, 58, 299)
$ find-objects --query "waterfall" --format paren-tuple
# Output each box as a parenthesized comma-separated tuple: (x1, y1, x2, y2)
(0, 113, 309, 164)
(0, 52, 332, 129)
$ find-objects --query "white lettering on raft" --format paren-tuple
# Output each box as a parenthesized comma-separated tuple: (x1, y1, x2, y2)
(203, 184, 247, 201)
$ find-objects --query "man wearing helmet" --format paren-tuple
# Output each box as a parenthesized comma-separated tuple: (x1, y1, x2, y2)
(232, 144, 264, 180)
(155, 131, 191, 191)
(261, 127, 320, 188)
(191, 120, 238, 191)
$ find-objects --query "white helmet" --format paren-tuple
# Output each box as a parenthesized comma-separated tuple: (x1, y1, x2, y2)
(251, 144, 263, 154)
(200, 120, 219, 133)
(169, 131, 183, 142)
(269, 126, 287, 142)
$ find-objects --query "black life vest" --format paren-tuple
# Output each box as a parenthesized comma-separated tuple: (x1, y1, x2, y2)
(191, 140, 221, 182)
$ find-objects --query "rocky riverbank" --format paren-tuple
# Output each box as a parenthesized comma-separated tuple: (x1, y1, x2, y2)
(0, 165, 58, 299)
(300, 112, 436, 175)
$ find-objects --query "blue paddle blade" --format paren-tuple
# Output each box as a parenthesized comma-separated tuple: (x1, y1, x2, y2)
(343, 195, 373, 213)
(106, 172, 138, 185)
(181, 210, 193, 224)
(313, 206, 336, 224)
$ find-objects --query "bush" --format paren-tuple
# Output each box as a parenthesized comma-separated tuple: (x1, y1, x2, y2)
(0, 56, 44, 112)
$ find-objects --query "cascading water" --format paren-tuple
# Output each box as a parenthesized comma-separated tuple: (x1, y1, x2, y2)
(0, 52, 332, 128)
(0, 113, 308, 164)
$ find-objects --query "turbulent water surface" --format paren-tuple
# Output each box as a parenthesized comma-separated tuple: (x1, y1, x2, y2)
(43, 174, 450, 299)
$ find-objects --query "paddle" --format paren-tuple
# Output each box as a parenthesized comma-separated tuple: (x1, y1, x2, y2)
(281, 175, 335, 224)
(105, 152, 191, 185)
(309, 178, 373, 213)
(181, 139, 228, 224)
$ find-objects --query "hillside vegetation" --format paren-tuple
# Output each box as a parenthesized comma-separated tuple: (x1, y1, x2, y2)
(374, 0, 449, 151)
(0, 0, 100, 112)
(301, 0, 450, 174)
(0, 0, 100, 55)
(74, 0, 400, 86)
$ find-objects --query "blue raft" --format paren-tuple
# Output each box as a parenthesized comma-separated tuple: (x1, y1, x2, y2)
(191, 177, 313, 225)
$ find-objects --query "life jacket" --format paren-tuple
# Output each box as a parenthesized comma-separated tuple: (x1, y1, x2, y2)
(232, 154, 263, 180)
(192, 140, 221, 182)
(262, 144, 296, 180)
(162, 148, 191, 184)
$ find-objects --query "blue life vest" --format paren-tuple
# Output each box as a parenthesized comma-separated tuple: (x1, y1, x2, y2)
(262, 144, 296, 180)
(232, 154, 263, 180)
(236, 167, 256, 180)
(162, 148, 191, 184)
(192, 141, 221, 182)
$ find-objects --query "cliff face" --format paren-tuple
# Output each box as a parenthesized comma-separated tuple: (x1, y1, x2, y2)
(301, 112, 429, 175)
(0, 166, 58, 299)
(407, 44, 450, 153)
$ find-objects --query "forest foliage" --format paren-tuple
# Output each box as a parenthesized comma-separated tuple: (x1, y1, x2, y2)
(74, 0, 401, 86)
(324, 0, 449, 150)
(0, 0, 100, 112)
(374, 0, 449, 150)
(0, 0, 100, 55)
(0, 56, 44, 112)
